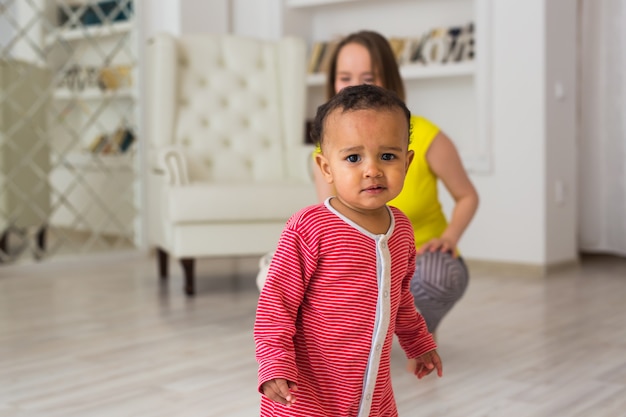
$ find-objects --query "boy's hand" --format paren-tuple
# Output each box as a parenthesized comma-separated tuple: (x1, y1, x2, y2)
(261, 378, 298, 406)
(406, 349, 443, 379)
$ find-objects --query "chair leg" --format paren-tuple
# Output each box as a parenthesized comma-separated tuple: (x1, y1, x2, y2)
(157, 248, 169, 280)
(36, 225, 47, 252)
(0, 229, 8, 261)
(34, 225, 47, 260)
(180, 258, 195, 296)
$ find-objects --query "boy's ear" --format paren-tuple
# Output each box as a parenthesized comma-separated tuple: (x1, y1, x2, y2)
(315, 153, 334, 184)
(405, 149, 415, 173)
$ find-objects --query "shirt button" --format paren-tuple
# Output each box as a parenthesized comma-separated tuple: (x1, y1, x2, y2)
(381, 242, 386, 248)
(366, 393, 372, 400)
(384, 290, 389, 297)
(376, 344, 381, 351)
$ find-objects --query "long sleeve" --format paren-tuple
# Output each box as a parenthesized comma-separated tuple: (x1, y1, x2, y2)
(254, 228, 315, 392)
(394, 230, 437, 358)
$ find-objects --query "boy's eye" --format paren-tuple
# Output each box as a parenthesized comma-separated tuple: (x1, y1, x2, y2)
(346, 154, 360, 163)
(381, 153, 396, 161)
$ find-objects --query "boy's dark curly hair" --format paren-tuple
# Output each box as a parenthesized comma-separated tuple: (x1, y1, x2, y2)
(310, 84, 411, 149)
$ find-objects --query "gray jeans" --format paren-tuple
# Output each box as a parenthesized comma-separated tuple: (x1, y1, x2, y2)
(410, 251, 469, 333)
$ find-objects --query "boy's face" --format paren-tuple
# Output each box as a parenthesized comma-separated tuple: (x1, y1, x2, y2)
(315, 108, 413, 213)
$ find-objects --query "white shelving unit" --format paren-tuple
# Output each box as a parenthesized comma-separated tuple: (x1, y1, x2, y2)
(307, 62, 476, 86)
(277, 0, 492, 173)
(54, 151, 136, 171)
(44, 20, 133, 45)
(53, 87, 135, 101)
(44, 3, 139, 240)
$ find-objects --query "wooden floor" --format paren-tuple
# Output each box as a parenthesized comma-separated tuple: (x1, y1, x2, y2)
(1, 252, 625, 417)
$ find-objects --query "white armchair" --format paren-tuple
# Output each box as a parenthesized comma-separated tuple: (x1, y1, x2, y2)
(146, 33, 316, 295)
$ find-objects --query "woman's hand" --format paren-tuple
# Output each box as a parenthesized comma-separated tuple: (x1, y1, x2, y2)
(417, 237, 457, 257)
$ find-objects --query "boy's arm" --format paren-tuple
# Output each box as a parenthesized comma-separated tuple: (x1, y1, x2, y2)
(395, 283, 437, 358)
(395, 244, 437, 359)
(254, 228, 314, 393)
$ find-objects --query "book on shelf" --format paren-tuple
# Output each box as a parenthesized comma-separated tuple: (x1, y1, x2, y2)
(88, 133, 109, 154)
(446, 23, 474, 62)
(316, 40, 339, 74)
(98, 65, 133, 91)
(407, 34, 428, 65)
(119, 130, 135, 153)
(109, 127, 135, 153)
(86, 127, 135, 155)
(306, 22, 475, 72)
(58, 64, 133, 93)
(306, 39, 340, 74)
(307, 42, 326, 74)
(410, 23, 475, 65)
(388, 37, 407, 65)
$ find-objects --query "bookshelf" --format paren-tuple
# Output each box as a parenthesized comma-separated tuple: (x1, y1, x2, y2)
(306, 62, 476, 86)
(44, 1, 139, 239)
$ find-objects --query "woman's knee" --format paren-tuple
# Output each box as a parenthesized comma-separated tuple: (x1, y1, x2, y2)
(411, 251, 469, 300)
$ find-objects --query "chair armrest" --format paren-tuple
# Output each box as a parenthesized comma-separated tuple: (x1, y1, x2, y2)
(152, 146, 190, 186)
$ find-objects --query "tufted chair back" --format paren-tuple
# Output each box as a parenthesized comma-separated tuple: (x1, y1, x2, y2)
(146, 33, 316, 296)
(148, 32, 308, 185)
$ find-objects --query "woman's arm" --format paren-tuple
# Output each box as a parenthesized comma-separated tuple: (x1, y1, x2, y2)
(422, 131, 479, 255)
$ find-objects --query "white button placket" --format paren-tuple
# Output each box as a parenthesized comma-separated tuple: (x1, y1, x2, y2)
(357, 235, 392, 417)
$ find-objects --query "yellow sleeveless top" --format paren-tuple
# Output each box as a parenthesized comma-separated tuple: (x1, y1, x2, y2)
(315, 115, 448, 249)
(389, 116, 447, 249)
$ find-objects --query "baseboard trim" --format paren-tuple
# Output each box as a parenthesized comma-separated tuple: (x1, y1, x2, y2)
(464, 257, 581, 279)
(545, 258, 581, 275)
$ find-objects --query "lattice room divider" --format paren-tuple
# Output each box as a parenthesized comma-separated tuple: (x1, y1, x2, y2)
(0, 0, 139, 262)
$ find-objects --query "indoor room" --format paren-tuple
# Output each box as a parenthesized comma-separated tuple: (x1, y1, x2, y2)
(1, 0, 625, 416)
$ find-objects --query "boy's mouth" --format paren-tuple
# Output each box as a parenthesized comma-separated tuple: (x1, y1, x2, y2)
(363, 184, 386, 192)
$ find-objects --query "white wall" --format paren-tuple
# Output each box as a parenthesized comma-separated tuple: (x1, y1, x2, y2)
(455, 0, 547, 265)
(232, 0, 280, 39)
(181, 0, 230, 35)
(462, 0, 578, 266)
(143, 0, 230, 38)
(142, 0, 181, 38)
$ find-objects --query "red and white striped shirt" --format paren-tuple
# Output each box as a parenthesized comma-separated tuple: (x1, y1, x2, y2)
(255, 200, 436, 416)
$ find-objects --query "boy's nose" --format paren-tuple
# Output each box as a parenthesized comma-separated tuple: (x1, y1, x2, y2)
(364, 161, 383, 178)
